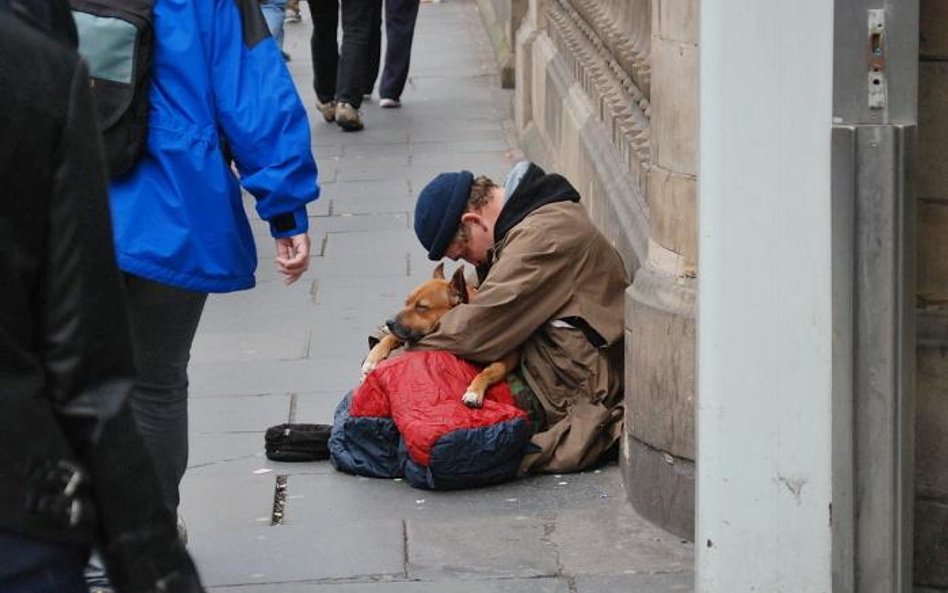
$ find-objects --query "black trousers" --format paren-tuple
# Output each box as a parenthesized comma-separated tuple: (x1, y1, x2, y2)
(307, 0, 340, 104)
(334, 0, 383, 108)
(377, 0, 420, 100)
(123, 275, 207, 513)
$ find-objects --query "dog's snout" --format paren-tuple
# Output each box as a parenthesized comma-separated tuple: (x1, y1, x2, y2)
(385, 319, 398, 332)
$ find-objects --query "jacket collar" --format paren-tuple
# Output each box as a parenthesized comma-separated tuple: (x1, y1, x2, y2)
(475, 163, 580, 282)
(494, 162, 580, 243)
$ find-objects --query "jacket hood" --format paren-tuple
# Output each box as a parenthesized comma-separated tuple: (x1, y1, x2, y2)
(494, 163, 580, 243)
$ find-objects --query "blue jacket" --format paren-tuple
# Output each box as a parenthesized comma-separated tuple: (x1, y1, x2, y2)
(109, 0, 319, 292)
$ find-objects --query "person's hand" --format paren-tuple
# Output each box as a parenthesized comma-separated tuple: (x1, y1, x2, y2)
(274, 233, 310, 285)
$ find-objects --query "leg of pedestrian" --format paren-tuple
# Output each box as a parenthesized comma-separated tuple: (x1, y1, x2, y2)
(308, 0, 341, 122)
(260, 0, 290, 60)
(335, 0, 383, 130)
(285, 0, 301, 22)
(379, 0, 420, 107)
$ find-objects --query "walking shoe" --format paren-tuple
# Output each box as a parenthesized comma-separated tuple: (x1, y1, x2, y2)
(177, 514, 188, 547)
(335, 102, 364, 131)
(379, 97, 401, 109)
(315, 99, 336, 123)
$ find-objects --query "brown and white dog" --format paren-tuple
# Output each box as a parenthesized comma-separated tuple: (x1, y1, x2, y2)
(360, 263, 518, 408)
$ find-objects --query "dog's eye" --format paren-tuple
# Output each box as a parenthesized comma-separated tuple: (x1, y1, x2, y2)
(416, 304, 429, 312)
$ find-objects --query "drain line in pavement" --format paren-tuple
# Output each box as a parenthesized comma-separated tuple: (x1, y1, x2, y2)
(270, 474, 288, 525)
(270, 393, 298, 525)
(288, 392, 298, 423)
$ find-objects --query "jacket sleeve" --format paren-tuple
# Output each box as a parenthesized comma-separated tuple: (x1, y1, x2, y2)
(43, 58, 135, 436)
(210, 0, 319, 238)
(416, 217, 580, 363)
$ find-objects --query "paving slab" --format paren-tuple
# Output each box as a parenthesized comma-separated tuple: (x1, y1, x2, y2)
(188, 431, 268, 471)
(574, 573, 694, 593)
(191, 520, 406, 587)
(406, 516, 559, 580)
(189, 392, 293, 434)
(294, 390, 359, 424)
(321, 179, 412, 202)
(191, 329, 310, 363)
(552, 507, 693, 575)
(213, 576, 570, 593)
(189, 358, 355, 397)
(194, 279, 316, 333)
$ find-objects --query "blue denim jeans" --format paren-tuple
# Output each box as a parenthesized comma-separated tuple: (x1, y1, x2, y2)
(260, 0, 288, 50)
(0, 532, 87, 593)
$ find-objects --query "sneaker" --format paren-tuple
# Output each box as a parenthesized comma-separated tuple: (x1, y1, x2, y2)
(335, 102, 364, 131)
(177, 514, 189, 547)
(315, 99, 336, 123)
(379, 97, 401, 109)
(285, 9, 301, 23)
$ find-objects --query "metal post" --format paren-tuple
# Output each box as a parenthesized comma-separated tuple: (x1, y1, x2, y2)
(831, 2, 917, 592)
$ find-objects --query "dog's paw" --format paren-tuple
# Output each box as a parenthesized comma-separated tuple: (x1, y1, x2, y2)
(461, 391, 484, 408)
(360, 359, 377, 382)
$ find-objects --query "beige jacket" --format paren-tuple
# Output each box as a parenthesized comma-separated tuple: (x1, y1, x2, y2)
(417, 200, 628, 473)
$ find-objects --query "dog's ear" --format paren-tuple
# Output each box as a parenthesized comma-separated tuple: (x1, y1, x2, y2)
(450, 266, 468, 304)
(432, 262, 445, 279)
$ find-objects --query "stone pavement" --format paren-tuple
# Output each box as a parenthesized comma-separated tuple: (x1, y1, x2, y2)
(180, 1, 695, 591)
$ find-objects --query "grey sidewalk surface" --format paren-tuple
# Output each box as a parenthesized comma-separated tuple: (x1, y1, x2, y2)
(180, 1, 695, 591)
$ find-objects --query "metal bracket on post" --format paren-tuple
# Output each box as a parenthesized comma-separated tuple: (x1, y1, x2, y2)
(868, 9, 887, 110)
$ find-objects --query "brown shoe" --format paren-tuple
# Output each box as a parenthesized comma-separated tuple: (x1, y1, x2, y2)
(335, 102, 364, 132)
(315, 99, 335, 123)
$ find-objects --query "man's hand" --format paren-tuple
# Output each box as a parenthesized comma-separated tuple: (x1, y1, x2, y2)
(274, 233, 310, 285)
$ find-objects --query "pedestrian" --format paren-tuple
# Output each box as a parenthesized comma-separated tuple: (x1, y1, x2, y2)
(333, 0, 383, 130)
(365, 0, 421, 108)
(260, 0, 291, 60)
(307, 0, 342, 123)
(105, 0, 318, 533)
(0, 5, 204, 593)
(411, 161, 628, 473)
(285, 0, 302, 22)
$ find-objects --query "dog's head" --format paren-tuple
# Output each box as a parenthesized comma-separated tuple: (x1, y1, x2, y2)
(386, 263, 468, 344)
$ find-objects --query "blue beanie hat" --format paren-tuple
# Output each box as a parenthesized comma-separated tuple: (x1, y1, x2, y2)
(414, 171, 474, 260)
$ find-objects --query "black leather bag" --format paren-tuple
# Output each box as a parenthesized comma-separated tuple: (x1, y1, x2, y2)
(265, 424, 331, 462)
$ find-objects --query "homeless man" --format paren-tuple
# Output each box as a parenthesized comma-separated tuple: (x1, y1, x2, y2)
(410, 161, 628, 474)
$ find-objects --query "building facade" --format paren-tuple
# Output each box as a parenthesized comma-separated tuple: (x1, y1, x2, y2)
(475, 0, 947, 589)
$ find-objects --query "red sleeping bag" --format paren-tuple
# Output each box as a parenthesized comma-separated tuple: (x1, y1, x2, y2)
(330, 350, 534, 489)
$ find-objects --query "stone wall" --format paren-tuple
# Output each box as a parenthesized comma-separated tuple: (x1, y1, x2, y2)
(472, 0, 524, 88)
(514, 0, 697, 540)
(511, 0, 948, 577)
(916, 1, 948, 587)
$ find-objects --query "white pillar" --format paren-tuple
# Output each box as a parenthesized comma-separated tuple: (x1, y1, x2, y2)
(696, 1, 835, 591)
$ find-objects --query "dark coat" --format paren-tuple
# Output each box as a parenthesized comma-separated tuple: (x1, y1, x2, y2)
(0, 11, 203, 592)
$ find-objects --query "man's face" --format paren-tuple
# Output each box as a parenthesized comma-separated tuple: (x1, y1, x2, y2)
(445, 211, 494, 267)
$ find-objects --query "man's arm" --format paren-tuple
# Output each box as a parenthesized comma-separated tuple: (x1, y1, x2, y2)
(210, 0, 318, 282)
(417, 217, 579, 363)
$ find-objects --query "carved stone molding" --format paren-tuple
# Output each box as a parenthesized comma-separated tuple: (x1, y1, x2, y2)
(545, 0, 651, 193)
